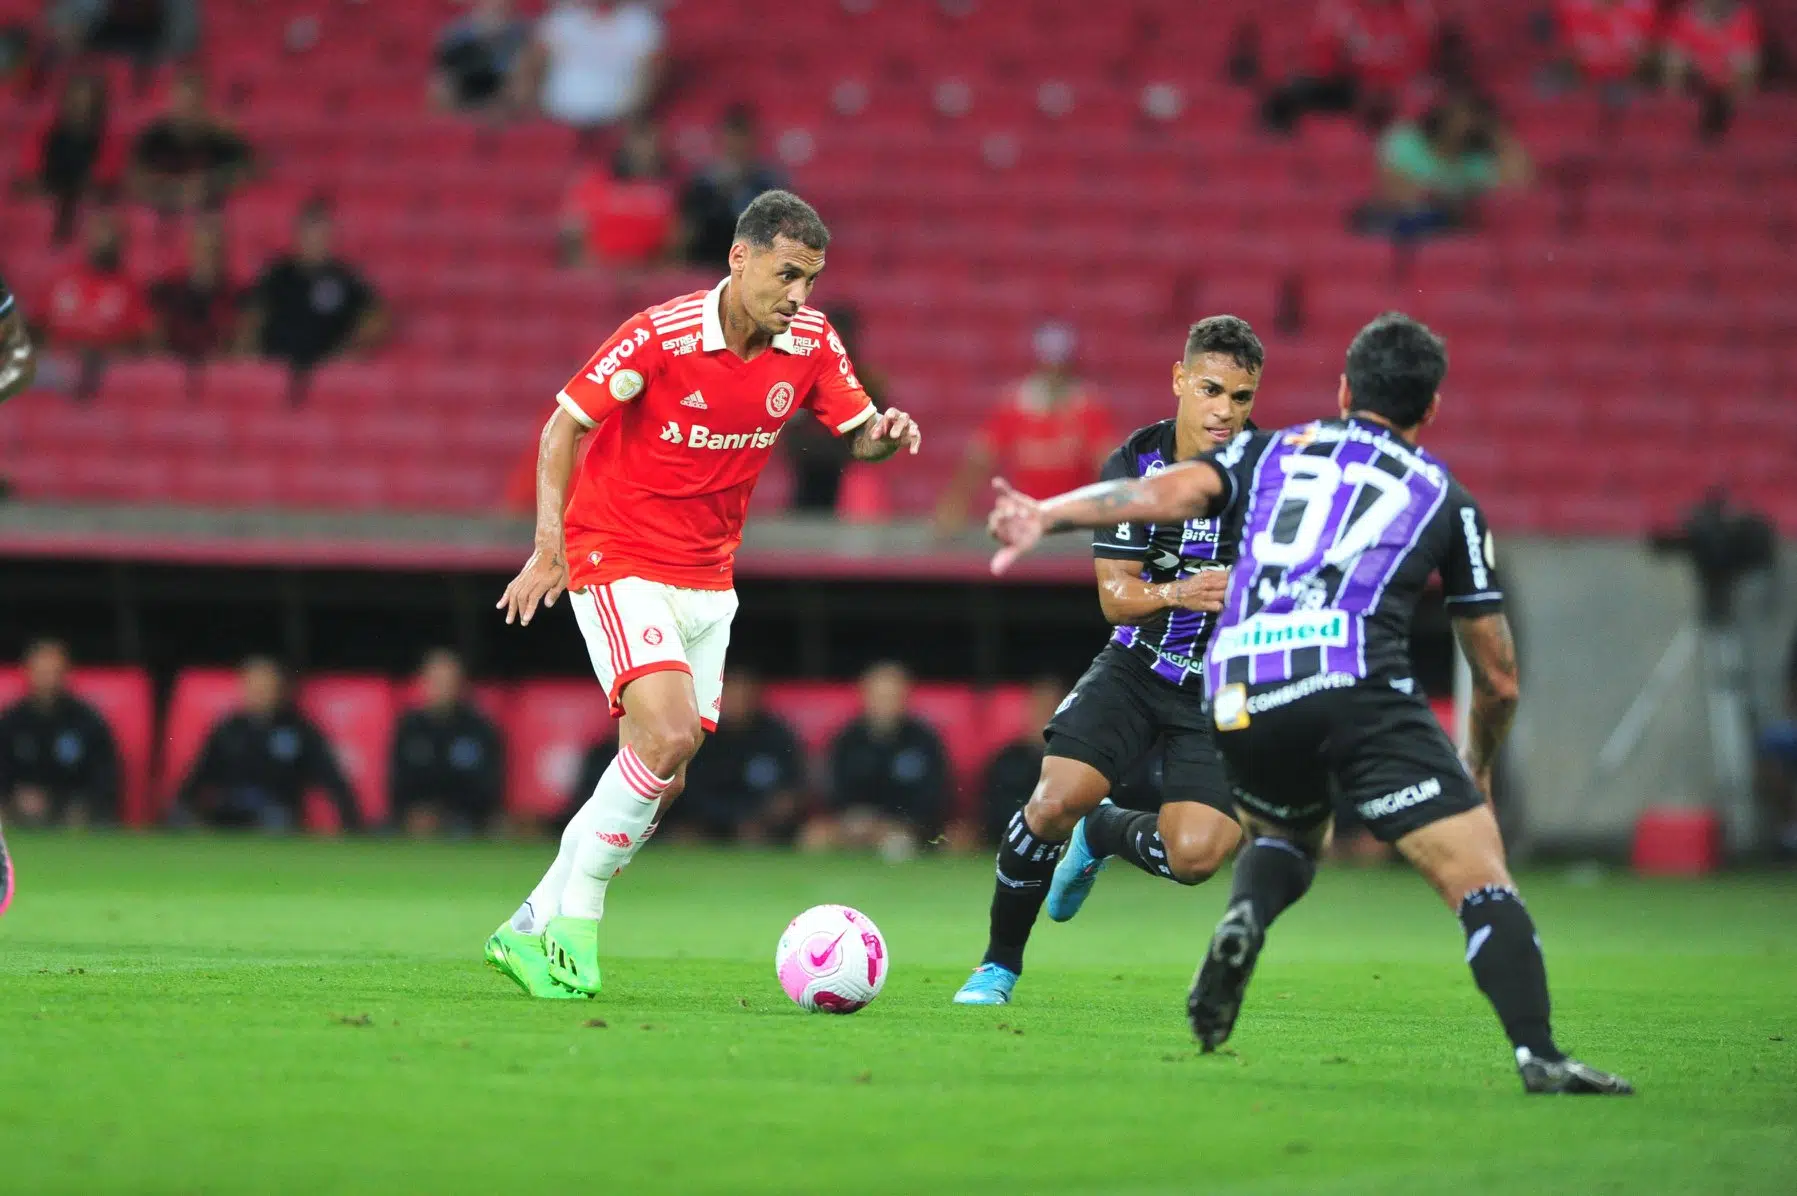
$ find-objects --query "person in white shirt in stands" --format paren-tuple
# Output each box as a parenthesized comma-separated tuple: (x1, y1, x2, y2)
(513, 0, 664, 131)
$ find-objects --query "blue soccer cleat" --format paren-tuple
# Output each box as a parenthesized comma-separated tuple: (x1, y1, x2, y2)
(1046, 805, 1111, 923)
(952, 962, 1019, 1005)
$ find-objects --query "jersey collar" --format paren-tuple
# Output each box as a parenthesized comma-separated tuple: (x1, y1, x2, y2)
(702, 277, 799, 355)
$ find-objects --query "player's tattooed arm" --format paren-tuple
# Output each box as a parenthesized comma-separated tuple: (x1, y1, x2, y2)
(0, 304, 37, 404)
(848, 407, 922, 462)
(988, 462, 1226, 575)
(1094, 559, 1227, 624)
(1042, 462, 1226, 534)
(1452, 611, 1520, 798)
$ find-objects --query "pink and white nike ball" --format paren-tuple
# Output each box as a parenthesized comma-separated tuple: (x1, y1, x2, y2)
(775, 904, 888, 1013)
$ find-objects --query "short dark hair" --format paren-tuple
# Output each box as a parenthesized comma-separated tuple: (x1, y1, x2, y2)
(1184, 315, 1264, 373)
(1344, 312, 1447, 429)
(734, 190, 829, 252)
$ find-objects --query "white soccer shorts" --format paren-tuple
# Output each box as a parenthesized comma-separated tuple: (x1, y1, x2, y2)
(571, 577, 738, 730)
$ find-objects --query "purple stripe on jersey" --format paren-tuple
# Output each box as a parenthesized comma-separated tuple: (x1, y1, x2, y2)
(1208, 422, 1451, 696)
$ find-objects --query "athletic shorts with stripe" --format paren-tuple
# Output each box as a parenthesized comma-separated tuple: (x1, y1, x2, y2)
(570, 577, 739, 732)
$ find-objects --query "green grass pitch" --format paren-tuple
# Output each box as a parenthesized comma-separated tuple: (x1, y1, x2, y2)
(2, 835, 1793, 1195)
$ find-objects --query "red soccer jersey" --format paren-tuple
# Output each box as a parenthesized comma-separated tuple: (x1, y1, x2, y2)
(45, 265, 145, 349)
(557, 279, 877, 592)
(1557, 0, 1657, 82)
(974, 381, 1113, 500)
(1308, 0, 1436, 90)
(1665, 2, 1760, 89)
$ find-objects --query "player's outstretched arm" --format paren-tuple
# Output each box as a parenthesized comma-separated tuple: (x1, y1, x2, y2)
(0, 301, 37, 404)
(848, 407, 922, 462)
(988, 462, 1227, 575)
(1452, 611, 1520, 801)
(498, 407, 588, 626)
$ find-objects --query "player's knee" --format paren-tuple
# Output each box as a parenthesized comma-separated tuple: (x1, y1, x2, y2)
(1023, 785, 1091, 840)
(633, 718, 702, 776)
(1163, 819, 1240, 884)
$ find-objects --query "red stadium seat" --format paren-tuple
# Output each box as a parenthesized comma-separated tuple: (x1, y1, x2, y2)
(395, 680, 513, 727)
(0, 667, 23, 709)
(157, 669, 244, 818)
(908, 683, 984, 808)
(68, 667, 156, 827)
(297, 675, 397, 830)
(505, 679, 615, 821)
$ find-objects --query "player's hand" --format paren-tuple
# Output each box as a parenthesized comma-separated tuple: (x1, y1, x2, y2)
(1174, 568, 1230, 613)
(497, 548, 569, 626)
(867, 407, 922, 455)
(987, 477, 1048, 575)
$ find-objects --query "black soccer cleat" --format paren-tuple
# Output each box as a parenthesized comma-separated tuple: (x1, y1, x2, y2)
(1188, 899, 1264, 1052)
(1516, 1049, 1635, 1095)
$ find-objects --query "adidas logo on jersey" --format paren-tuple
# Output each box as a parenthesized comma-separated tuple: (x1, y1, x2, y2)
(679, 391, 708, 410)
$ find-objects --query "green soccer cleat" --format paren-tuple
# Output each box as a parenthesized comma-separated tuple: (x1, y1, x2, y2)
(543, 915, 603, 996)
(485, 923, 590, 1000)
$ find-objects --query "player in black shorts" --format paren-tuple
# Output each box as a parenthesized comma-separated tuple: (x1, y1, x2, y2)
(986, 313, 1632, 1094)
(0, 271, 37, 404)
(953, 316, 1264, 1006)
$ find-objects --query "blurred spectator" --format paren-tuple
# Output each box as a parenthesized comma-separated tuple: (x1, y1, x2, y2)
(46, 0, 199, 71)
(0, 639, 118, 828)
(782, 306, 886, 512)
(974, 676, 1065, 848)
(1262, 0, 1438, 134)
(803, 662, 950, 859)
(934, 322, 1113, 535)
(679, 104, 786, 266)
(171, 656, 362, 833)
(128, 70, 254, 214)
(1549, 0, 1658, 92)
(1353, 91, 1531, 240)
(661, 671, 806, 844)
(433, 0, 529, 114)
(389, 649, 504, 837)
(1758, 635, 1797, 859)
(20, 72, 123, 245)
(1662, 0, 1761, 139)
(514, 0, 664, 132)
(39, 207, 147, 397)
(239, 200, 389, 374)
(147, 214, 235, 361)
(558, 117, 676, 268)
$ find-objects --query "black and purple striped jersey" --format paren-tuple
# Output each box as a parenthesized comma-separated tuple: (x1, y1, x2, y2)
(1092, 419, 1244, 689)
(1202, 416, 1503, 697)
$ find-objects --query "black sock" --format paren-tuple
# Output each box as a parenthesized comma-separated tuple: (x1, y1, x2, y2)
(1083, 803, 1182, 882)
(1229, 836, 1316, 928)
(1458, 884, 1563, 1062)
(980, 809, 1067, 975)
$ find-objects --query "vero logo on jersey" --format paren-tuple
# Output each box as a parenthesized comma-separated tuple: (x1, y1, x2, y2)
(1212, 611, 1349, 657)
(658, 421, 782, 451)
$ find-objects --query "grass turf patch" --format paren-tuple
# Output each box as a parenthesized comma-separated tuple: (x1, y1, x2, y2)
(2, 834, 1793, 1195)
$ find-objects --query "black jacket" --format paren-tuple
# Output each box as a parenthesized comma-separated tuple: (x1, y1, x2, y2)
(176, 707, 361, 831)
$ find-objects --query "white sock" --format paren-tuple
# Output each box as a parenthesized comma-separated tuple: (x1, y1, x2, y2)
(559, 745, 671, 921)
(507, 795, 610, 933)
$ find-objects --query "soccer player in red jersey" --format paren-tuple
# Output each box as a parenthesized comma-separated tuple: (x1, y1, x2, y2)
(0, 271, 33, 916)
(485, 191, 922, 998)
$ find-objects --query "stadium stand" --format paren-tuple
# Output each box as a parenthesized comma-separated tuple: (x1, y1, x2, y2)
(1, 0, 1793, 535)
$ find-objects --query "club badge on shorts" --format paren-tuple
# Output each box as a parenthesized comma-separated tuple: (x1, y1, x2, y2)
(1213, 682, 1250, 732)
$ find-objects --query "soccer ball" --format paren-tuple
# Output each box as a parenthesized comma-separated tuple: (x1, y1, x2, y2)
(775, 904, 888, 1013)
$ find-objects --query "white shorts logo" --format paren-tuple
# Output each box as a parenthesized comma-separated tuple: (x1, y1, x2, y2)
(1357, 777, 1444, 821)
(765, 381, 795, 418)
(610, 369, 645, 401)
